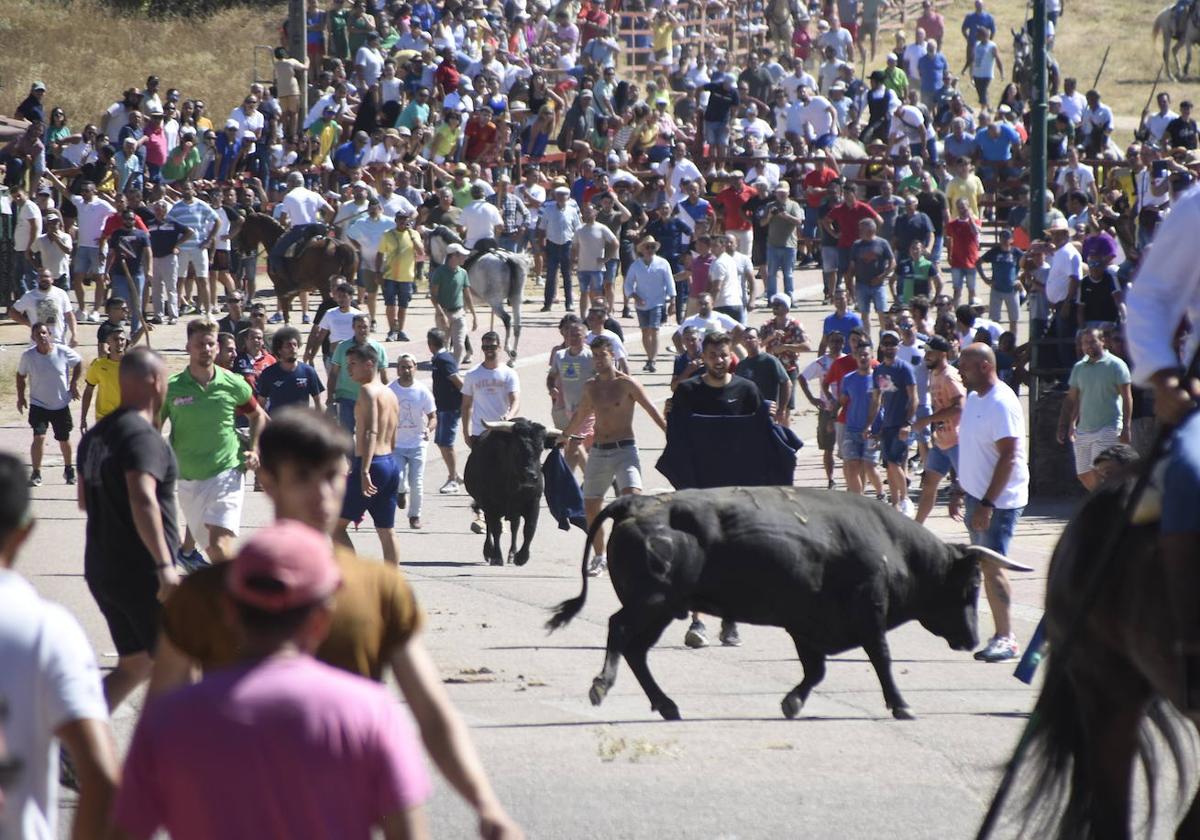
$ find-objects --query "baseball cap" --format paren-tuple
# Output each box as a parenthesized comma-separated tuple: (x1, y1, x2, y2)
(925, 335, 951, 352)
(770, 293, 791, 309)
(446, 243, 471, 256)
(553, 185, 571, 195)
(227, 521, 342, 612)
(31, 80, 47, 92)
(880, 330, 901, 344)
(43, 210, 60, 221)
(225, 119, 239, 129)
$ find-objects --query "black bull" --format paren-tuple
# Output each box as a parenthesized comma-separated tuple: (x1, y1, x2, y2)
(548, 487, 1031, 720)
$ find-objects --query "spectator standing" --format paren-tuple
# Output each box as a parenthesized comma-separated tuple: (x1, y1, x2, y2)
(960, 0, 996, 68)
(822, 183, 882, 299)
(945, 198, 982, 307)
(389, 354, 436, 530)
(955, 343, 1029, 663)
(256, 327, 325, 414)
(538, 186, 582, 313)
(65, 180, 115, 322)
(762, 184, 804, 301)
(105, 210, 152, 339)
(1057, 327, 1132, 490)
(161, 319, 267, 565)
(165, 182, 219, 317)
(978, 228, 1024, 335)
(9, 185, 42, 294)
(913, 335, 965, 523)
(110, 522, 430, 840)
(572, 202, 620, 316)
(623, 237, 676, 372)
(839, 337, 882, 497)
(31, 209, 72, 292)
(145, 200, 191, 325)
(427, 328, 465, 495)
(78, 348, 180, 714)
(713, 170, 756, 257)
(80, 329, 127, 433)
(347, 198, 396, 331)
(0, 452, 118, 840)
(819, 286, 864, 351)
(377, 210, 423, 343)
(798, 330, 846, 488)
(304, 281, 363, 367)
(16, 323, 81, 487)
(736, 327, 791, 423)
(1166, 100, 1198, 150)
(548, 322, 595, 473)
(866, 330, 918, 515)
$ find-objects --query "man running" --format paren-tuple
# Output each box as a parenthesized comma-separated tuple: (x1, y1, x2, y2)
(16, 322, 82, 487)
(461, 331, 520, 533)
(913, 335, 965, 524)
(560, 335, 666, 576)
(336, 344, 401, 565)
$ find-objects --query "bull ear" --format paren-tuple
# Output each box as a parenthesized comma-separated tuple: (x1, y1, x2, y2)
(967, 545, 1035, 573)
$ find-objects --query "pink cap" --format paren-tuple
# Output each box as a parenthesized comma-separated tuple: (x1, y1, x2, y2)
(228, 521, 341, 611)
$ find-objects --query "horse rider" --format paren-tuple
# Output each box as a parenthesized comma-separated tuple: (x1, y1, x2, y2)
(1175, 0, 1197, 35)
(1124, 184, 1200, 708)
(269, 171, 335, 278)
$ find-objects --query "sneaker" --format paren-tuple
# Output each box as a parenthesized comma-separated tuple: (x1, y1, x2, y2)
(899, 497, 915, 517)
(268, 311, 285, 324)
(302, 313, 311, 324)
(28, 470, 42, 487)
(409, 517, 421, 529)
(827, 478, 835, 490)
(622, 305, 631, 318)
(586, 553, 608, 577)
(974, 635, 1020, 663)
(876, 493, 887, 502)
(470, 518, 485, 534)
(86, 310, 100, 323)
(646, 360, 656, 373)
(149, 315, 164, 325)
(177, 548, 210, 574)
(684, 619, 709, 648)
(398, 491, 407, 510)
(385, 330, 398, 342)
(167, 316, 178, 325)
(539, 304, 552, 312)
(439, 479, 460, 494)
(396, 331, 410, 342)
(63, 465, 76, 485)
(719, 620, 742, 647)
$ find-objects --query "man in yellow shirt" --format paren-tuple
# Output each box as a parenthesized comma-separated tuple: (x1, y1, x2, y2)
(376, 208, 424, 342)
(945, 157, 985, 219)
(80, 329, 127, 433)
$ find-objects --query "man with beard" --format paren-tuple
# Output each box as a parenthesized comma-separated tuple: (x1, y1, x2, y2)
(256, 326, 326, 414)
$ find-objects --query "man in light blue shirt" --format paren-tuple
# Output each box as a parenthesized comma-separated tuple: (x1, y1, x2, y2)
(538, 186, 582, 313)
(623, 237, 676, 372)
(165, 183, 219, 316)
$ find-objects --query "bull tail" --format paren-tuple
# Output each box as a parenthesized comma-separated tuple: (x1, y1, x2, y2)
(545, 503, 623, 632)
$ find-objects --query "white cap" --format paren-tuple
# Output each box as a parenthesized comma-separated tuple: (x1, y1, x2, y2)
(446, 243, 471, 255)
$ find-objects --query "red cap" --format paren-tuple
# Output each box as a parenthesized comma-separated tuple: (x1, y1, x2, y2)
(228, 521, 341, 611)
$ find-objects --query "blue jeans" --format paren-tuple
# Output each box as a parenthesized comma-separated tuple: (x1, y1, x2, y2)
(965, 495, 1024, 556)
(393, 444, 427, 519)
(335, 397, 357, 435)
(765, 245, 796, 299)
(544, 241, 573, 308)
(1164, 409, 1200, 534)
(14, 252, 37, 293)
(498, 234, 525, 253)
(110, 268, 145, 335)
(673, 278, 690, 323)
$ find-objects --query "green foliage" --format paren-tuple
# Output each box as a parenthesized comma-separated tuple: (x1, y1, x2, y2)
(101, 0, 281, 20)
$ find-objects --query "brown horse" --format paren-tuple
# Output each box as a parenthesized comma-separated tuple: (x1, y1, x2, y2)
(235, 213, 358, 323)
(982, 469, 1200, 839)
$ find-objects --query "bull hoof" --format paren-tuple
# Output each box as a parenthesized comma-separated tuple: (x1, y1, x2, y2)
(489, 556, 504, 567)
(781, 694, 804, 720)
(514, 550, 530, 566)
(891, 705, 916, 721)
(589, 678, 609, 706)
(653, 700, 681, 721)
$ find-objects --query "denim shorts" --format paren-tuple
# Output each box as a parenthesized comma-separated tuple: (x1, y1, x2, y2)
(434, 409, 460, 448)
(925, 443, 958, 476)
(384, 280, 415, 308)
(913, 404, 932, 444)
(856, 283, 889, 316)
(965, 495, 1023, 557)
(704, 119, 730, 148)
(821, 246, 840, 273)
(879, 427, 911, 466)
(803, 205, 820, 240)
(73, 245, 102, 276)
(636, 306, 665, 328)
(579, 270, 605, 293)
(840, 430, 880, 463)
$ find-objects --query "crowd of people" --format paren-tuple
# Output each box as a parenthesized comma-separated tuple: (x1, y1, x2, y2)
(5, 0, 1200, 834)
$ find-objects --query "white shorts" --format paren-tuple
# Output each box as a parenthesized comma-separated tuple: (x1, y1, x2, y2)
(177, 248, 210, 280)
(1073, 427, 1121, 475)
(178, 467, 244, 536)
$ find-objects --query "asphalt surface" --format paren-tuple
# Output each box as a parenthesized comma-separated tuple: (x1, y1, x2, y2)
(1, 265, 1089, 839)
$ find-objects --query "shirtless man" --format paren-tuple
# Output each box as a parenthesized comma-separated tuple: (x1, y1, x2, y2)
(335, 344, 401, 565)
(560, 335, 667, 576)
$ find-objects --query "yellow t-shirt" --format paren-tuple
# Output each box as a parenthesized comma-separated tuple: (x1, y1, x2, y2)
(161, 546, 424, 679)
(652, 19, 674, 53)
(431, 123, 461, 158)
(85, 357, 121, 420)
(377, 228, 418, 282)
(946, 174, 984, 219)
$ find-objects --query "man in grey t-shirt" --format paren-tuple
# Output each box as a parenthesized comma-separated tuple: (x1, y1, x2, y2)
(16, 322, 82, 486)
(548, 321, 596, 472)
(571, 203, 619, 318)
(847, 218, 895, 339)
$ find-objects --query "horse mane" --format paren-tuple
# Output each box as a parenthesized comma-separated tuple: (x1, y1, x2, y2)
(250, 212, 285, 233)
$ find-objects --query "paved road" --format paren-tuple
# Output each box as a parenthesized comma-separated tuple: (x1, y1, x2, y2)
(1, 265, 1072, 839)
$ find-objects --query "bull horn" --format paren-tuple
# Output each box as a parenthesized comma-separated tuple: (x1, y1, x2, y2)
(544, 427, 564, 439)
(482, 420, 516, 432)
(972, 546, 1035, 573)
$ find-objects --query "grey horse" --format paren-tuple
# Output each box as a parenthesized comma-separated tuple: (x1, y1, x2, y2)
(1154, 0, 1200, 80)
(428, 227, 528, 364)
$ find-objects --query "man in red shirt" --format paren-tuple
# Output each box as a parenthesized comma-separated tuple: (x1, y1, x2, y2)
(463, 107, 498, 162)
(435, 53, 460, 96)
(821, 327, 885, 498)
(713, 170, 756, 257)
(801, 153, 839, 267)
(820, 183, 882, 299)
(944, 197, 982, 307)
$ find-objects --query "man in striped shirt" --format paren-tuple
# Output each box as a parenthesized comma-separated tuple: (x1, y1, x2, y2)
(166, 183, 220, 316)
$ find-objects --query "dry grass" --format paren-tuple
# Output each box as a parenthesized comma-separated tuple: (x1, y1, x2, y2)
(0, 0, 283, 130)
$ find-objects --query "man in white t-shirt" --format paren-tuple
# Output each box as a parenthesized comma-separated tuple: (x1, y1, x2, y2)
(0, 452, 118, 840)
(10, 267, 78, 346)
(10, 185, 42, 294)
(60, 180, 115, 320)
(304, 282, 363, 367)
(584, 306, 629, 372)
(389, 354, 436, 529)
(671, 292, 742, 352)
(461, 185, 503, 248)
(572, 203, 619, 316)
(954, 342, 1030, 664)
(31, 210, 73, 290)
(460, 332, 520, 532)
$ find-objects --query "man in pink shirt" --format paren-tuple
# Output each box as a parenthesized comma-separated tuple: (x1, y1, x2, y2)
(110, 521, 431, 840)
(142, 103, 170, 184)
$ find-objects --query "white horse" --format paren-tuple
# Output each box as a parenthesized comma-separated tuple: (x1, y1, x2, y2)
(1154, 1, 1200, 79)
(427, 227, 529, 364)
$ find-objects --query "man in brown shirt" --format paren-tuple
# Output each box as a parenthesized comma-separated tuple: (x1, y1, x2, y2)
(147, 407, 521, 839)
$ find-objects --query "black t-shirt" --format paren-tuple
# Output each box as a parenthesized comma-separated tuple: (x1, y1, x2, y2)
(78, 408, 179, 581)
(1078, 269, 1122, 324)
(431, 350, 462, 410)
(217, 315, 251, 337)
(916, 190, 949, 235)
(703, 83, 739, 123)
(1167, 117, 1199, 150)
(97, 318, 126, 346)
(734, 353, 788, 403)
(603, 316, 625, 342)
(672, 374, 762, 416)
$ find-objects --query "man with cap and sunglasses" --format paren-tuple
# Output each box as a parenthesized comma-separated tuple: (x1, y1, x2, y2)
(111, 521, 431, 840)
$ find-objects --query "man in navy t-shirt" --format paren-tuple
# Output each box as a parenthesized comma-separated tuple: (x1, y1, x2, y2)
(978, 228, 1024, 335)
(868, 330, 918, 515)
(819, 287, 864, 353)
(256, 326, 325, 414)
(428, 327, 464, 494)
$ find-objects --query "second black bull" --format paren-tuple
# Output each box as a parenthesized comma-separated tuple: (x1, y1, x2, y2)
(548, 486, 1032, 720)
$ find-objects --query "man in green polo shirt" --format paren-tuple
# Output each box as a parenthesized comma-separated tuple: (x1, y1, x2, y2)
(1057, 326, 1132, 491)
(327, 313, 389, 435)
(429, 243, 477, 363)
(161, 319, 268, 565)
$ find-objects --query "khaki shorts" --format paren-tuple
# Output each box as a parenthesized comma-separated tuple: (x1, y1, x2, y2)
(581, 442, 642, 498)
(279, 94, 301, 112)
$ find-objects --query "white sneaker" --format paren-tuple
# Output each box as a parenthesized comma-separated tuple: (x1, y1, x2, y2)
(899, 497, 915, 518)
(86, 310, 100, 323)
(439, 479, 459, 494)
(587, 554, 607, 577)
(974, 635, 1020, 663)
